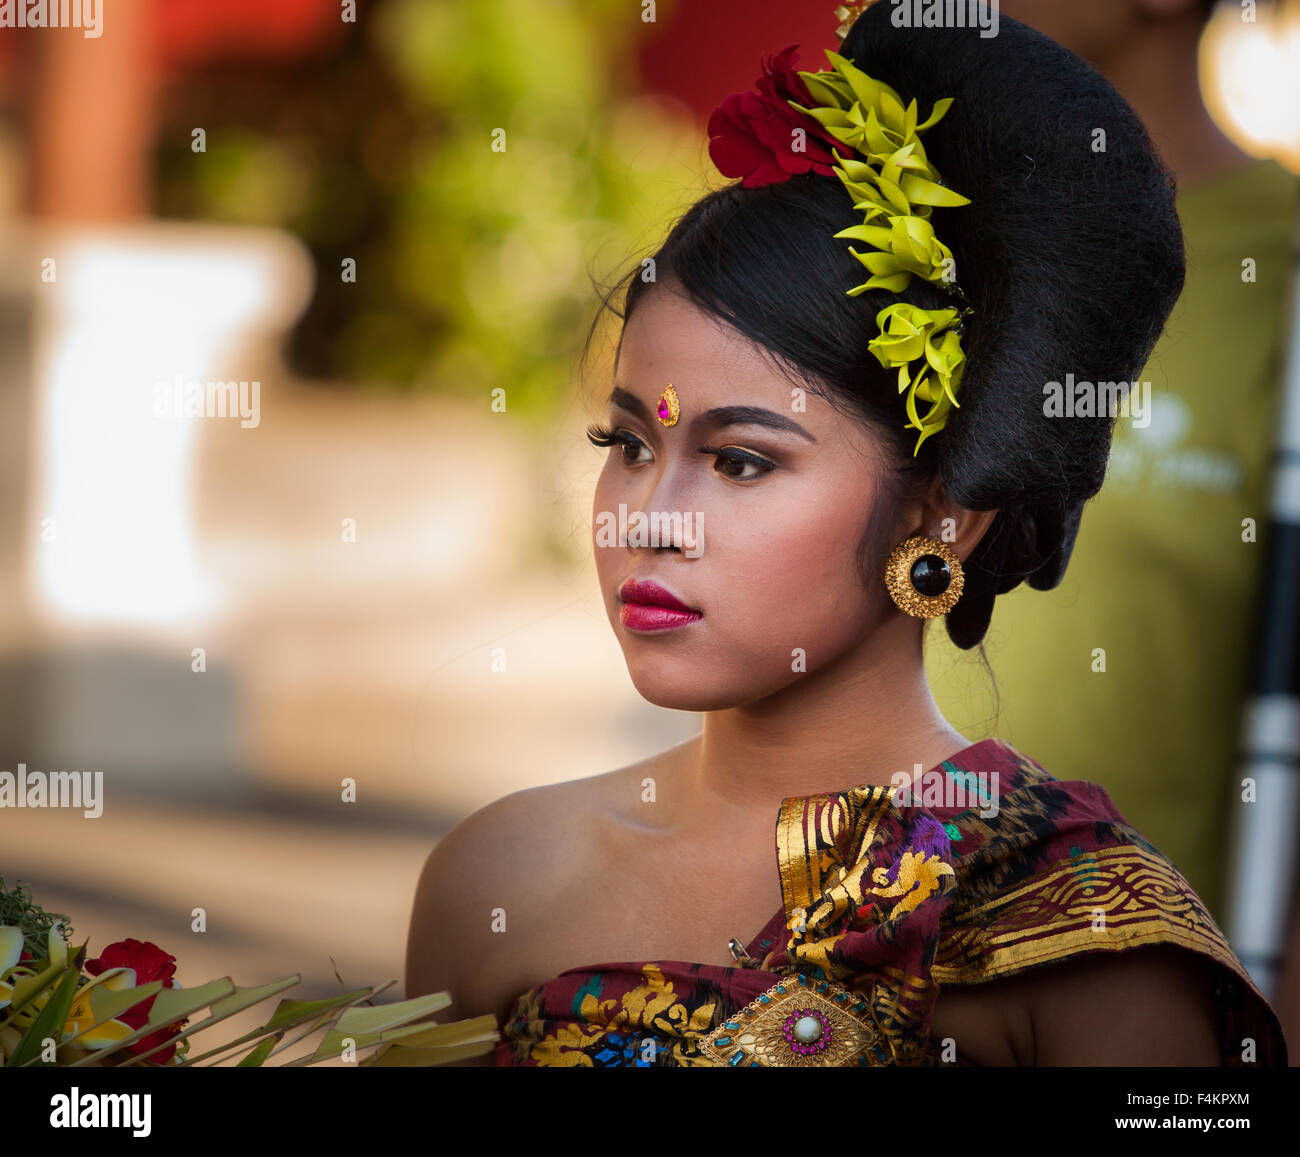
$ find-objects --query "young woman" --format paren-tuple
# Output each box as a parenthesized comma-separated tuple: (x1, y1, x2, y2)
(406, 3, 1288, 1066)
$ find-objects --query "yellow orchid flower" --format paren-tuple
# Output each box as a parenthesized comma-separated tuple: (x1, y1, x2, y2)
(868, 304, 967, 455)
(836, 215, 957, 295)
(790, 51, 969, 205)
(780, 47, 973, 455)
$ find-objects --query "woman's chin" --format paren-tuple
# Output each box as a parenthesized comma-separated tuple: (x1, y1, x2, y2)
(628, 683, 739, 712)
(622, 663, 733, 712)
(622, 661, 787, 713)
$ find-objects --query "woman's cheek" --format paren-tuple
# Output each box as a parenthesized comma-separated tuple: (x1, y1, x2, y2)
(590, 472, 626, 580)
(702, 555, 859, 673)
(734, 509, 880, 655)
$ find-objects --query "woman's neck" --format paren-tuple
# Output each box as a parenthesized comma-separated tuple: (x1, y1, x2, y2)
(670, 614, 973, 829)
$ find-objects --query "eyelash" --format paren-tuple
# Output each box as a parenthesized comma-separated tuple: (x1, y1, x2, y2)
(585, 423, 776, 481)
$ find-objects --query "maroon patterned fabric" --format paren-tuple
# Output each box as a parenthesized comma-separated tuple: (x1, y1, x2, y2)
(495, 738, 1288, 1067)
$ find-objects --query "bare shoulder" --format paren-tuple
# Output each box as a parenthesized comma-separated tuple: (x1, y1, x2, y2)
(405, 742, 695, 1067)
(403, 761, 651, 1043)
(405, 781, 578, 1001)
(1023, 944, 1222, 1065)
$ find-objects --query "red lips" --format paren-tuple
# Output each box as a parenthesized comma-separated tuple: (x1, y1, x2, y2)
(619, 578, 698, 611)
(618, 578, 702, 632)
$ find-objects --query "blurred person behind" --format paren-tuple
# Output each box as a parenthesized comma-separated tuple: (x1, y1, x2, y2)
(927, 0, 1298, 953)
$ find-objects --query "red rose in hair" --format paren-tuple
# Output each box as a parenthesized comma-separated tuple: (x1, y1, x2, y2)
(85, 938, 187, 1064)
(707, 44, 851, 188)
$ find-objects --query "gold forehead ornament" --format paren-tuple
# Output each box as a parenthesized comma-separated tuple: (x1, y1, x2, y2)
(656, 383, 680, 426)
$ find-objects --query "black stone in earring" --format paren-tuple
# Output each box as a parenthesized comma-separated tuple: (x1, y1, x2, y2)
(910, 553, 951, 598)
(883, 536, 964, 618)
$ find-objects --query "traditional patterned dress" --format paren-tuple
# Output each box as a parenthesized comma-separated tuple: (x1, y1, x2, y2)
(494, 738, 1287, 1066)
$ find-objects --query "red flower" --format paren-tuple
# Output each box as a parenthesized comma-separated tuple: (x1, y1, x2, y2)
(85, 938, 187, 1064)
(707, 44, 852, 188)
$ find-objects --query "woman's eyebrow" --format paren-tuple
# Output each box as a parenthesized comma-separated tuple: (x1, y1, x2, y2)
(608, 385, 650, 421)
(607, 386, 816, 442)
(694, 405, 816, 443)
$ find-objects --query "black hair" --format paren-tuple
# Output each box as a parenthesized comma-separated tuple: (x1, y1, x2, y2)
(584, 5, 1185, 655)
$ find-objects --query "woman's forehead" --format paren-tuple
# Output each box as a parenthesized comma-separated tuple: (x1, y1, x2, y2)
(617, 292, 794, 403)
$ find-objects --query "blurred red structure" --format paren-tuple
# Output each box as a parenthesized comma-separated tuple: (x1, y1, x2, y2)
(153, 0, 343, 71)
(634, 0, 841, 126)
(0, 0, 341, 221)
(0, 0, 340, 68)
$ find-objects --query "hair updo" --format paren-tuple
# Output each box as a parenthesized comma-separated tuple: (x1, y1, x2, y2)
(593, 5, 1185, 650)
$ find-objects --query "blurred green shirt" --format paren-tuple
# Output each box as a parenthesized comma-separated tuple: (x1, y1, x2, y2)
(926, 158, 1299, 922)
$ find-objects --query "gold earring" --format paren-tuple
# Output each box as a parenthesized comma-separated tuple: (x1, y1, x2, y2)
(883, 536, 964, 618)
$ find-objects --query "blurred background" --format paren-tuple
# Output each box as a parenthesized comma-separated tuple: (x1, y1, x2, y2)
(0, 0, 859, 1060)
(2, 0, 1299, 1061)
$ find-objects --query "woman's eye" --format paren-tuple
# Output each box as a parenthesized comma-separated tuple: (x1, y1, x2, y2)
(587, 425, 772, 479)
(586, 424, 653, 466)
(617, 433, 651, 465)
(606, 431, 650, 466)
(711, 448, 775, 481)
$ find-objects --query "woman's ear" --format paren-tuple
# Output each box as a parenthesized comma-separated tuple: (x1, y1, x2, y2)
(910, 474, 998, 564)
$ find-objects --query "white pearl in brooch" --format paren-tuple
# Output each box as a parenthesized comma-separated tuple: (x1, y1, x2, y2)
(792, 1015, 823, 1044)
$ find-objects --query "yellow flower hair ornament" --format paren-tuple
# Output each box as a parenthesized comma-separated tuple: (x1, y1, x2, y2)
(794, 50, 972, 456)
(707, 43, 973, 456)
(868, 304, 966, 455)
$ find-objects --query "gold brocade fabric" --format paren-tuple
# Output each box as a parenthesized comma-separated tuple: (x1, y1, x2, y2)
(496, 738, 1287, 1066)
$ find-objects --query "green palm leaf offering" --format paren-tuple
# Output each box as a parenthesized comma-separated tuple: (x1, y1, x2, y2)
(0, 878, 496, 1068)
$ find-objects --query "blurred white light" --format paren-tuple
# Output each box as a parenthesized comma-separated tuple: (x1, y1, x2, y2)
(1200, 0, 1300, 174)
(31, 224, 312, 634)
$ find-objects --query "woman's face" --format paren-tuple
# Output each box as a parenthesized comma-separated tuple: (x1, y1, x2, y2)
(591, 284, 907, 712)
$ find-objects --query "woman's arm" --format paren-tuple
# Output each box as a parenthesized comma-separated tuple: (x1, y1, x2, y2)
(405, 830, 489, 1065)
(1026, 943, 1223, 1066)
(405, 795, 532, 1068)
